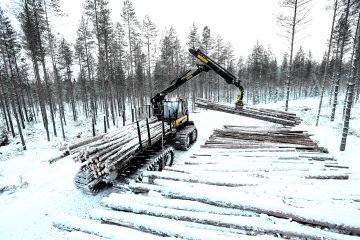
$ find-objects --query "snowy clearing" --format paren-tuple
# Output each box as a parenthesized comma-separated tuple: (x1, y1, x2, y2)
(0, 97, 359, 239)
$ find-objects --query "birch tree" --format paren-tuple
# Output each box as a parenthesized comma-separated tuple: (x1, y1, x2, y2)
(142, 15, 157, 97)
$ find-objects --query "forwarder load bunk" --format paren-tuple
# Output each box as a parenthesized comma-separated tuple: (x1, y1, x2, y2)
(63, 117, 173, 193)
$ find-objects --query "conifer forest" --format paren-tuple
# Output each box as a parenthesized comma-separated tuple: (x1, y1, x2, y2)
(0, 0, 359, 150)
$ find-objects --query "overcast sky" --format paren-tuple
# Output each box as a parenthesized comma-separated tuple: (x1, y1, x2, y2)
(3, 0, 332, 61)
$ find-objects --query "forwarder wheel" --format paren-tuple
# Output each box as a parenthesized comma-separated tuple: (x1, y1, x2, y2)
(164, 150, 174, 166)
(185, 135, 191, 149)
(191, 128, 197, 143)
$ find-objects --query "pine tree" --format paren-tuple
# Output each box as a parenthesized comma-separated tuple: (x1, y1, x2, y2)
(277, 0, 313, 111)
(121, 0, 140, 110)
(330, 0, 352, 121)
(266, 48, 278, 103)
(58, 38, 77, 122)
(18, 0, 51, 141)
(0, 9, 26, 149)
(142, 15, 157, 97)
(43, 0, 65, 139)
(279, 53, 288, 101)
(75, 16, 97, 124)
(113, 22, 127, 113)
(315, 0, 338, 126)
(186, 23, 200, 108)
(340, 9, 360, 151)
(200, 26, 214, 98)
(247, 41, 266, 105)
(213, 35, 224, 102)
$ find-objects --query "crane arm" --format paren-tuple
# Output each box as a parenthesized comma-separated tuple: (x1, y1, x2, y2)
(189, 48, 244, 107)
(150, 64, 211, 105)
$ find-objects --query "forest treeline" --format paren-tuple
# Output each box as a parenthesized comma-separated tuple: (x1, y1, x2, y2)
(0, 0, 360, 150)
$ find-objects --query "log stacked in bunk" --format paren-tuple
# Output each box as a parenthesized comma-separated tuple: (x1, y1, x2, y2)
(195, 98, 302, 126)
(54, 125, 359, 239)
(71, 117, 170, 193)
(203, 125, 322, 151)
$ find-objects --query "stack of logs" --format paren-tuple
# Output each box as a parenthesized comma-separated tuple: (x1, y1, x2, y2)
(53, 125, 360, 239)
(63, 117, 170, 193)
(195, 98, 302, 127)
(204, 125, 323, 151)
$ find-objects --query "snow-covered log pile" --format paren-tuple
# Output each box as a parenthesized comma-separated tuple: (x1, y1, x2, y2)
(195, 98, 302, 126)
(54, 125, 360, 239)
(203, 125, 323, 151)
(70, 117, 170, 192)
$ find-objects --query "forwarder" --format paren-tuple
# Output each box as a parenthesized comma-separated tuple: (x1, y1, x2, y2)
(150, 48, 244, 151)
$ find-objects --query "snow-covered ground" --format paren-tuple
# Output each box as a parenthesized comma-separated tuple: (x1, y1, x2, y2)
(0, 96, 359, 239)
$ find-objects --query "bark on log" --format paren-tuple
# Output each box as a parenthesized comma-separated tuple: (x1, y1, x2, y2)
(72, 117, 170, 190)
(195, 98, 302, 127)
(90, 208, 263, 240)
(199, 125, 324, 153)
(102, 193, 253, 216)
(160, 185, 360, 235)
(100, 197, 353, 240)
(53, 214, 165, 240)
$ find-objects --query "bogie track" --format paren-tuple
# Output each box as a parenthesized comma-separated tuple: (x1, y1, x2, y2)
(74, 146, 175, 194)
(174, 125, 198, 150)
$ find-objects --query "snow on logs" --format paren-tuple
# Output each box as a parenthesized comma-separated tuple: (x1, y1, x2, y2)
(98, 193, 358, 240)
(71, 117, 170, 192)
(195, 98, 302, 127)
(125, 126, 359, 237)
(202, 125, 323, 152)
(53, 124, 360, 239)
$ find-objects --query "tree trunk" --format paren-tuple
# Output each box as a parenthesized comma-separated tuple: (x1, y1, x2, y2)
(285, 0, 298, 111)
(340, 11, 360, 151)
(0, 87, 10, 131)
(0, 82, 14, 136)
(42, 62, 57, 137)
(8, 81, 26, 150)
(33, 60, 50, 141)
(315, 0, 338, 126)
(104, 30, 115, 127)
(3, 45, 26, 149)
(330, 0, 350, 121)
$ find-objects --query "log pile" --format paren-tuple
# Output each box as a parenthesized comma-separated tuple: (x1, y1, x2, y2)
(203, 125, 322, 151)
(71, 117, 170, 193)
(195, 98, 302, 126)
(54, 125, 360, 239)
